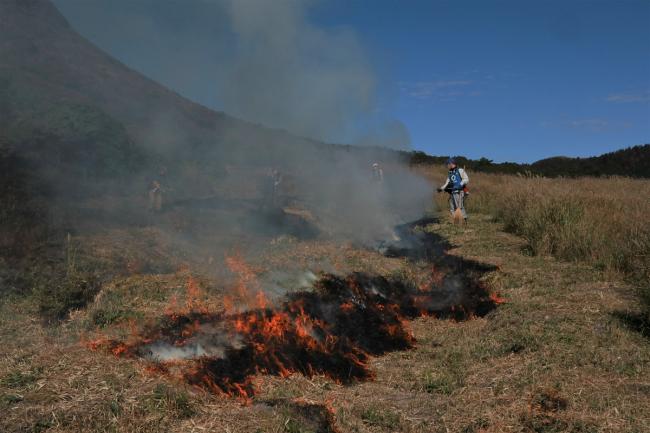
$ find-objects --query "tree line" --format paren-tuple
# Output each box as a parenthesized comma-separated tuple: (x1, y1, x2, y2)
(408, 144, 650, 178)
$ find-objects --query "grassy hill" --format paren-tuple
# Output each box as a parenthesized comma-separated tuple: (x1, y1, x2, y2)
(1, 0, 379, 194)
(0, 0, 431, 311)
(530, 144, 650, 177)
(0, 0, 270, 151)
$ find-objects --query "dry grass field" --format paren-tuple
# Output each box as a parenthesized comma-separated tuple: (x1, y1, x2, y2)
(420, 166, 650, 320)
(1, 167, 649, 433)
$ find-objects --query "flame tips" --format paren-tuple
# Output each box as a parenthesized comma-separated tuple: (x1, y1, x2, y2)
(489, 291, 506, 305)
(85, 259, 498, 400)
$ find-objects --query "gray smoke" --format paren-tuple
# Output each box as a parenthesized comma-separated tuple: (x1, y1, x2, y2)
(354, 119, 413, 151)
(140, 323, 243, 361)
(219, 0, 376, 144)
(52, 0, 408, 148)
(4, 0, 435, 267)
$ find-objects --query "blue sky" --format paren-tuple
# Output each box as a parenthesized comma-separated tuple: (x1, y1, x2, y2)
(313, 0, 650, 161)
(53, 0, 649, 162)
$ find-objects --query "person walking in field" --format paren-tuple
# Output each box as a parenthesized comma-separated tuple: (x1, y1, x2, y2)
(437, 158, 469, 222)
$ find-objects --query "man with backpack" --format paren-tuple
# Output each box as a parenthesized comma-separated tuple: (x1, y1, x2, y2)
(437, 158, 469, 222)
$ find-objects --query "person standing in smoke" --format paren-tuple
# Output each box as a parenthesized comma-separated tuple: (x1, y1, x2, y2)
(370, 161, 399, 241)
(148, 180, 163, 212)
(372, 162, 384, 183)
(148, 165, 169, 213)
(437, 158, 469, 222)
(271, 168, 283, 208)
(260, 168, 283, 211)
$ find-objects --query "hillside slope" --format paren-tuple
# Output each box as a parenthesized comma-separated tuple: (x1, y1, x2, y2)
(530, 144, 650, 178)
(0, 0, 432, 284)
(0, 0, 324, 166)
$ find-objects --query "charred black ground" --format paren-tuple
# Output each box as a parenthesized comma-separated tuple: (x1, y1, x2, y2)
(89, 218, 499, 398)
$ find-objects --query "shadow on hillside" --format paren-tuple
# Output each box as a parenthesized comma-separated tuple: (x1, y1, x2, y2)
(612, 311, 650, 340)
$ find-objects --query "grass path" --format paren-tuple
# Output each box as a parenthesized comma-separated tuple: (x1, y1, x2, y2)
(1, 213, 648, 433)
(404, 214, 650, 433)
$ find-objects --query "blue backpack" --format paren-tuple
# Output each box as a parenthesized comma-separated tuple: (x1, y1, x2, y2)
(448, 168, 463, 190)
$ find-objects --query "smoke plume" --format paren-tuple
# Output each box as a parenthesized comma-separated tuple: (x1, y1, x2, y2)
(2, 0, 434, 267)
(219, 0, 376, 144)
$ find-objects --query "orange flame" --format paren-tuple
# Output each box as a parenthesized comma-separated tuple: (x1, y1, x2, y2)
(489, 291, 506, 304)
(85, 255, 501, 401)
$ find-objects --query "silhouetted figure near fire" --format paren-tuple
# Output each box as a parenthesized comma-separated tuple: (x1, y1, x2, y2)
(271, 168, 282, 207)
(148, 180, 163, 212)
(260, 168, 283, 211)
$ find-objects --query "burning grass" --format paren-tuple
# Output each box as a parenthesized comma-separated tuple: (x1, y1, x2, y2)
(88, 267, 498, 400)
(2, 211, 650, 432)
(3, 175, 646, 432)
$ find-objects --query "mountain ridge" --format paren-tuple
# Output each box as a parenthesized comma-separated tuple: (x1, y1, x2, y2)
(410, 144, 650, 178)
(0, 0, 323, 166)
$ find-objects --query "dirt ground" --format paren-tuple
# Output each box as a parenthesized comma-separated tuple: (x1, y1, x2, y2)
(1, 212, 648, 433)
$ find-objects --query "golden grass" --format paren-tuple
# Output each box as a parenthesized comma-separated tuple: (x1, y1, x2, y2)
(1, 169, 649, 432)
(419, 165, 650, 314)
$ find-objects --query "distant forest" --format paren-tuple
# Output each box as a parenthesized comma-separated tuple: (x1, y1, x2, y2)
(408, 144, 650, 178)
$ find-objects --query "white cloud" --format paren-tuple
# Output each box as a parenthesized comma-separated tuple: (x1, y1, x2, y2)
(605, 91, 650, 103)
(542, 118, 633, 133)
(399, 80, 474, 100)
(567, 118, 609, 131)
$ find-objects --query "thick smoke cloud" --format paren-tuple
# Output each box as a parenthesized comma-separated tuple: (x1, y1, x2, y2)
(354, 119, 412, 150)
(220, 0, 376, 144)
(52, 0, 410, 149)
(12, 0, 433, 261)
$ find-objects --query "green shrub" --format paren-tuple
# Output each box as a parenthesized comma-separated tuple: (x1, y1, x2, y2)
(145, 384, 195, 419)
(90, 307, 141, 328)
(638, 283, 650, 330)
(360, 407, 401, 429)
(35, 271, 100, 324)
(1, 368, 41, 389)
(422, 372, 460, 395)
(1, 393, 24, 406)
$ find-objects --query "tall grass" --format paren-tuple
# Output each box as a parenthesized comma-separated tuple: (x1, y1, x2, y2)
(418, 165, 650, 320)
